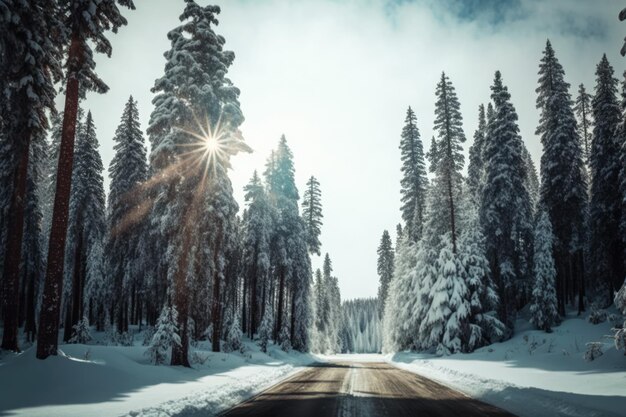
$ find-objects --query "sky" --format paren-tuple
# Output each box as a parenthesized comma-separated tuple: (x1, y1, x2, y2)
(75, 0, 625, 300)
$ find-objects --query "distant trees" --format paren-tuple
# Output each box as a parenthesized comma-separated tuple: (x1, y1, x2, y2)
(311, 254, 341, 353)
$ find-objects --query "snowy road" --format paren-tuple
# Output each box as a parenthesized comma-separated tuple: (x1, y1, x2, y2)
(220, 362, 516, 417)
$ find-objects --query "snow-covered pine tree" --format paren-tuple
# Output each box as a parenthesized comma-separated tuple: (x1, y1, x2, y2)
(529, 211, 560, 332)
(399, 107, 428, 243)
(421, 234, 470, 355)
(146, 305, 181, 365)
(522, 146, 540, 213)
(147, 1, 248, 363)
(467, 104, 487, 201)
(395, 223, 403, 251)
(458, 202, 505, 350)
(241, 171, 272, 338)
(42, 113, 63, 247)
(302, 176, 323, 255)
(536, 40, 587, 315)
(63, 112, 106, 342)
(574, 83, 593, 164)
(264, 136, 311, 351)
(382, 236, 419, 352)
(1, 0, 63, 353)
(223, 310, 244, 353)
(480, 71, 533, 326)
(38, 0, 135, 360)
(312, 269, 328, 353)
(429, 73, 466, 253)
(588, 54, 624, 303)
(258, 299, 273, 353)
(107, 96, 148, 333)
(376, 230, 394, 313)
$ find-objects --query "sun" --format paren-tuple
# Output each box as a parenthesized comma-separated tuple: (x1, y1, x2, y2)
(204, 135, 220, 153)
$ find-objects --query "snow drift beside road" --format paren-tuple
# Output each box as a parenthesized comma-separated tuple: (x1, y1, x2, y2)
(0, 341, 314, 417)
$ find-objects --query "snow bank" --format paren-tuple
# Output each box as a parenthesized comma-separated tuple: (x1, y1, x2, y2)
(388, 312, 626, 417)
(0, 341, 314, 417)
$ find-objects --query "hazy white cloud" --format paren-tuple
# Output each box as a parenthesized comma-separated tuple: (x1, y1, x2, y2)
(77, 0, 624, 300)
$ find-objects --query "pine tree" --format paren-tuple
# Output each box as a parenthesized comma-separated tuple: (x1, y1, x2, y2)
(467, 104, 487, 200)
(399, 107, 428, 242)
(536, 41, 587, 315)
(147, 1, 248, 364)
(241, 171, 272, 338)
(522, 146, 540, 212)
(421, 234, 470, 355)
(107, 96, 148, 333)
(258, 306, 272, 353)
(588, 54, 624, 303)
(302, 176, 323, 255)
(42, 113, 63, 246)
(530, 212, 560, 332)
(312, 269, 328, 352)
(574, 83, 593, 164)
(383, 237, 419, 352)
(63, 112, 106, 342)
(146, 305, 181, 365)
(458, 203, 505, 350)
(395, 223, 403, 251)
(38, 0, 134, 359)
(376, 230, 394, 313)
(265, 136, 311, 352)
(480, 71, 533, 326)
(430, 72, 466, 253)
(1, 0, 63, 353)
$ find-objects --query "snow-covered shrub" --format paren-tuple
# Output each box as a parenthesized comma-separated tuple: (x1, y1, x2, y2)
(145, 306, 181, 365)
(69, 316, 92, 344)
(584, 342, 604, 361)
(142, 327, 155, 346)
(118, 331, 134, 347)
(278, 325, 291, 352)
(223, 313, 244, 353)
(611, 321, 626, 355)
(615, 282, 626, 315)
(587, 306, 607, 324)
(190, 351, 208, 365)
(258, 310, 272, 353)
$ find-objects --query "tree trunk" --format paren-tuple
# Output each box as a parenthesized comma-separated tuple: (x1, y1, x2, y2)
(274, 266, 285, 341)
(1, 134, 31, 352)
(37, 32, 83, 360)
(70, 224, 84, 334)
(211, 223, 224, 352)
(24, 267, 37, 343)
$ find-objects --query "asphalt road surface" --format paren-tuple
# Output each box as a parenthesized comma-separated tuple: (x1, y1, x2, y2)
(220, 362, 516, 417)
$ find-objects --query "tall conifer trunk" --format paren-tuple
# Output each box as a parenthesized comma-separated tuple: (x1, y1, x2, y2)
(37, 33, 83, 359)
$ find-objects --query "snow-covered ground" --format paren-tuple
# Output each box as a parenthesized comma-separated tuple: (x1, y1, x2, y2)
(0, 339, 315, 417)
(388, 310, 626, 417)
